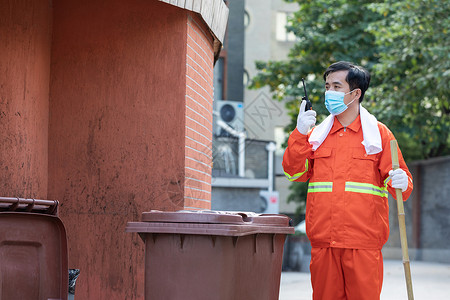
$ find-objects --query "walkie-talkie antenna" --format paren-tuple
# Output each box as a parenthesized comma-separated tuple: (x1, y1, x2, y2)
(301, 78, 312, 111)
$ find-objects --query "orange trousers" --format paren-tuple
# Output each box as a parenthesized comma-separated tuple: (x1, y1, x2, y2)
(310, 247, 383, 300)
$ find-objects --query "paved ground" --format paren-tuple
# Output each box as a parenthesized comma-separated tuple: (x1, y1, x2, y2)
(279, 259, 450, 299)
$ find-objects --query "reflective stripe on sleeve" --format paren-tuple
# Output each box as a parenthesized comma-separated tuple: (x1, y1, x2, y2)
(308, 182, 333, 193)
(345, 182, 388, 197)
(284, 159, 309, 181)
(383, 173, 412, 187)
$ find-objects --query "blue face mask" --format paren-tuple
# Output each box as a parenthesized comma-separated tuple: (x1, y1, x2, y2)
(324, 90, 356, 115)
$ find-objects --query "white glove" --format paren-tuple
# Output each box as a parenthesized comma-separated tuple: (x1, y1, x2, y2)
(389, 169, 408, 192)
(296, 100, 316, 135)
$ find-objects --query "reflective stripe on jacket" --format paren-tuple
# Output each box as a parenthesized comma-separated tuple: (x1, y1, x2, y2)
(282, 115, 413, 249)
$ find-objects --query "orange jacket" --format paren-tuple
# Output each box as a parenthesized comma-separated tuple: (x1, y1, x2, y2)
(283, 115, 413, 249)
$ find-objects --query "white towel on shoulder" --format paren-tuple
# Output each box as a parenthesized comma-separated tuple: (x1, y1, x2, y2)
(308, 114, 334, 151)
(308, 104, 382, 155)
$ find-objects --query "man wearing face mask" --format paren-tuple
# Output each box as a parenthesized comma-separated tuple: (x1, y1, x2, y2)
(283, 61, 413, 300)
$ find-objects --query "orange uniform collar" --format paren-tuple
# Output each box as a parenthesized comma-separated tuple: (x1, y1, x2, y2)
(330, 115, 362, 134)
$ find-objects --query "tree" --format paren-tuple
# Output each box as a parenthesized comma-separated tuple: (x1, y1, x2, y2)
(251, 0, 385, 141)
(368, 0, 450, 159)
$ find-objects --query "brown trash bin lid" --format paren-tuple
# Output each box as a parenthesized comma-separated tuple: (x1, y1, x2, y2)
(126, 210, 295, 236)
(0, 197, 59, 215)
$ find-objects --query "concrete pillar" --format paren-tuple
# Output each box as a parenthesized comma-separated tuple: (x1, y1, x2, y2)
(0, 0, 52, 198)
(48, 1, 215, 298)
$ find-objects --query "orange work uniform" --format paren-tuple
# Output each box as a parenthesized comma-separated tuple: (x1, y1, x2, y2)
(283, 115, 413, 300)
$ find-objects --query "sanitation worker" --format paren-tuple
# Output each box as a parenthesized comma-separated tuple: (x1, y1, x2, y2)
(283, 61, 413, 300)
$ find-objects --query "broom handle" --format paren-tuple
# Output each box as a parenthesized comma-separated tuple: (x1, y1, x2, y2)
(390, 140, 414, 300)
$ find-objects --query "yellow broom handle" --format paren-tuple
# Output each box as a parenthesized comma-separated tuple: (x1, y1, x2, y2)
(390, 140, 414, 300)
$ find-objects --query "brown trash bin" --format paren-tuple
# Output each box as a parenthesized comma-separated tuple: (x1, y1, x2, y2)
(0, 197, 68, 300)
(126, 210, 294, 300)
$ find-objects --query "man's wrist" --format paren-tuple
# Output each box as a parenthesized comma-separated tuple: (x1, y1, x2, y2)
(294, 127, 309, 137)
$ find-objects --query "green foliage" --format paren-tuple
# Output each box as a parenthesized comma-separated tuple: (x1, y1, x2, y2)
(367, 0, 450, 159)
(251, 0, 450, 212)
(251, 0, 385, 145)
(287, 180, 308, 215)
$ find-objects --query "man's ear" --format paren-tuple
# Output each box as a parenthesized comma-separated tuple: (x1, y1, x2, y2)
(355, 88, 362, 101)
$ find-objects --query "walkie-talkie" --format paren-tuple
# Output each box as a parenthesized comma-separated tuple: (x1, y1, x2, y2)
(301, 78, 312, 112)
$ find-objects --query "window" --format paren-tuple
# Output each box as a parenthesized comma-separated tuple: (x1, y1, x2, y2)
(276, 12, 296, 42)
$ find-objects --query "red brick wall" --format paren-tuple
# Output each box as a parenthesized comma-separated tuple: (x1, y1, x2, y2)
(184, 14, 215, 210)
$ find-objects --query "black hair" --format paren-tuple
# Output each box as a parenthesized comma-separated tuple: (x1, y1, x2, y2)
(323, 61, 371, 102)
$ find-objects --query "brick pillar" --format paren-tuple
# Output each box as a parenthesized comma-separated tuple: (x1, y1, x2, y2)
(184, 14, 215, 210)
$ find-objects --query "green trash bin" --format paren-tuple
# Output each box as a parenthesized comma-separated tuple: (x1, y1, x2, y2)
(126, 210, 294, 300)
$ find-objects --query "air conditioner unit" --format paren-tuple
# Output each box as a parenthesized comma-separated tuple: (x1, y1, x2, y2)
(213, 100, 244, 137)
(259, 190, 279, 214)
